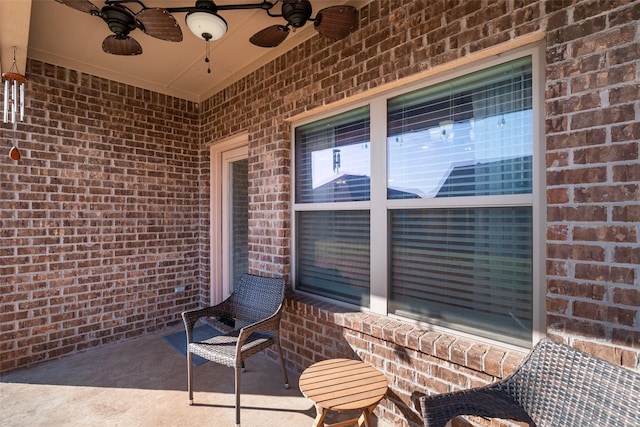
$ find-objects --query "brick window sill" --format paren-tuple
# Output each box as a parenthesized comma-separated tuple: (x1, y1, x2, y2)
(285, 292, 527, 380)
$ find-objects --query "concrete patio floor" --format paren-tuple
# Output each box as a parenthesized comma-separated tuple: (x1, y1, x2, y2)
(1, 326, 380, 427)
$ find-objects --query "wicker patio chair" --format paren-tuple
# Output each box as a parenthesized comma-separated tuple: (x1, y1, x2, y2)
(181, 274, 289, 427)
(420, 338, 640, 427)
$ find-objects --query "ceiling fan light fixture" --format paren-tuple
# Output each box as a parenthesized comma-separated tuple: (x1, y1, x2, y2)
(186, 11, 227, 41)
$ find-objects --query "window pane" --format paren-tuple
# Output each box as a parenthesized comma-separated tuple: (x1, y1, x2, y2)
(387, 57, 533, 199)
(389, 207, 533, 345)
(295, 106, 371, 203)
(296, 210, 370, 306)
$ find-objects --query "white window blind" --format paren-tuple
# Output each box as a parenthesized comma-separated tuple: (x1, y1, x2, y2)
(295, 106, 371, 203)
(387, 57, 534, 346)
(389, 207, 533, 344)
(295, 106, 371, 306)
(296, 210, 370, 306)
(387, 57, 533, 199)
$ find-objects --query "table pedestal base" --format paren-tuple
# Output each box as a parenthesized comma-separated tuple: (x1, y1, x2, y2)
(313, 404, 376, 427)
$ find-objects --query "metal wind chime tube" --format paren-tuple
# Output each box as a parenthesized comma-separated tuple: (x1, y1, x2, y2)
(2, 78, 7, 123)
(2, 46, 26, 124)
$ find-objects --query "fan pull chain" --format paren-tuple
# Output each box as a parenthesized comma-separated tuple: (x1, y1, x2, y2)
(205, 38, 211, 74)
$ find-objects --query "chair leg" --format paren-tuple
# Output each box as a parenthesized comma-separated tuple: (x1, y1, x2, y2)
(187, 351, 194, 405)
(275, 341, 289, 389)
(235, 365, 241, 427)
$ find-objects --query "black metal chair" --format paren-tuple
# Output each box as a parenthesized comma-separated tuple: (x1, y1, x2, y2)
(181, 274, 289, 427)
(420, 338, 640, 427)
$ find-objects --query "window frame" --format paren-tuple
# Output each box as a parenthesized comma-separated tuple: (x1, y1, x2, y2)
(291, 43, 546, 348)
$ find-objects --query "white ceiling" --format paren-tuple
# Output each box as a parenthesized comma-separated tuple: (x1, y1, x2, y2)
(4, 0, 366, 103)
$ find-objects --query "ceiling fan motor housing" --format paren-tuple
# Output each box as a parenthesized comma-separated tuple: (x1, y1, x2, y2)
(194, 0, 217, 11)
(101, 5, 137, 37)
(282, 0, 312, 28)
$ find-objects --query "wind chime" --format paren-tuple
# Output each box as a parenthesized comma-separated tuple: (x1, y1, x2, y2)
(2, 47, 26, 160)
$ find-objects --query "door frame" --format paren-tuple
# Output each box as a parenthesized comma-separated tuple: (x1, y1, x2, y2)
(210, 132, 248, 304)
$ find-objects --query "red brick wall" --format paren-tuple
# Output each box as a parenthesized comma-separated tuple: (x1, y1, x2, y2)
(544, 0, 639, 362)
(0, 62, 206, 372)
(1, 0, 638, 426)
(200, 1, 639, 426)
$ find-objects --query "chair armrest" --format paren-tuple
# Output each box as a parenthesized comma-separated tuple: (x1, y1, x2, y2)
(181, 299, 234, 342)
(419, 386, 534, 427)
(235, 303, 283, 358)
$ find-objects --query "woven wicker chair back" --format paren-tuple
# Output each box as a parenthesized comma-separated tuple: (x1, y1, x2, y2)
(230, 274, 285, 329)
(499, 339, 640, 426)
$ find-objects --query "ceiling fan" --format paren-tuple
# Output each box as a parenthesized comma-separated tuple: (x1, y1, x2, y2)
(53, 0, 183, 55)
(249, 1, 357, 48)
(53, 0, 358, 56)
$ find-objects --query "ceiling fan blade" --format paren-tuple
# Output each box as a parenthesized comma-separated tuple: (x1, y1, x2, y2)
(314, 5, 357, 40)
(136, 8, 183, 42)
(249, 25, 290, 48)
(54, 0, 100, 14)
(102, 35, 143, 56)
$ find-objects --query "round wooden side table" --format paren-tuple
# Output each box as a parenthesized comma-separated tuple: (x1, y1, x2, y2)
(299, 358, 388, 427)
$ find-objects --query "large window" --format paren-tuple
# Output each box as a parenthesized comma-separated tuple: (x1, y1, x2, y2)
(293, 50, 541, 347)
